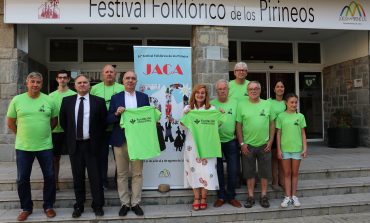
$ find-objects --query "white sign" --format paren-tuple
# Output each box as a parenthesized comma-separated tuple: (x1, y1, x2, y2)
(134, 46, 192, 189)
(4, 0, 370, 30)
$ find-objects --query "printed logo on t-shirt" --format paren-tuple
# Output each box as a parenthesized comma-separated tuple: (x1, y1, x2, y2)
(39, 105, 45, 112)
(294, 119, 300, 126)
(227, 108, 233, 115)
(193, 119, 216, 125)
(260, 109, 266, 116)
(129, 117, 152, 125)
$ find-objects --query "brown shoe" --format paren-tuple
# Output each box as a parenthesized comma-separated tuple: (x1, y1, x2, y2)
(17, 211, 32, 221)
(213, 199, 225, 207)
(228, 199, 242, 208)
(44, 208, 56, 218)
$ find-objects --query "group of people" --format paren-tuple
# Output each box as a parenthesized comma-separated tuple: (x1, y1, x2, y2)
(180, 62, 307, 211)
(6, 61, 307, 222)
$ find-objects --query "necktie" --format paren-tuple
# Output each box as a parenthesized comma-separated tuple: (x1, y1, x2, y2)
(77, 97, 84, 140)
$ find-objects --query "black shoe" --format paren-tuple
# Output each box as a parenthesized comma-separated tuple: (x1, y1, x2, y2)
(131, 204, 144, 216)
(260, 195, 270, 208)
(93, 207, 104, 216)
(244, 196, 255, 208)
(72, 207, 84, 218)
(119, 205, 130, 216)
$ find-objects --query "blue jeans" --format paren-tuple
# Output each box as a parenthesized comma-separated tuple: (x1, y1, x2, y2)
(216, 139, 238, 200)
(16, 149, 56, 211)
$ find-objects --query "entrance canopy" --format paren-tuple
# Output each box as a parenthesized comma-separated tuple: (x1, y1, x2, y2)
(5, 0, 370, 30)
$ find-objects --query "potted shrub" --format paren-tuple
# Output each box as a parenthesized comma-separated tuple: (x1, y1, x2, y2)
(327, 109, 359, 148)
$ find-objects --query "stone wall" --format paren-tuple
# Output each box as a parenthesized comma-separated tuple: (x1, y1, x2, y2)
(191, 26, 229, 98)
(0, 0, 29, 161)
(323, 56, 370, 146)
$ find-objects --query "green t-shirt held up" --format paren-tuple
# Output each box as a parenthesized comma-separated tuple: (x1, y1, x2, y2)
(276, 112, 307, 153)
(236, 99, 274, 147)
(49, 89, 76, 133)
(7, 93, 58, 151)
(181, 109, 226, 158)
(120, 106, 161, 160)
(228, 79, 250, 101)
(210, 98, 238, 143)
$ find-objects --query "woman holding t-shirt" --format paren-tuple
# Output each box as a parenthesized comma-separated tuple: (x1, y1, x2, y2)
(182, 84, 219, 211)
(276, 93, 307, 208)
(268, 81, 286, 191)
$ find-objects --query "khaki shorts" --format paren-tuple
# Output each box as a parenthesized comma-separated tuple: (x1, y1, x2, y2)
(241, 144, 271, 180)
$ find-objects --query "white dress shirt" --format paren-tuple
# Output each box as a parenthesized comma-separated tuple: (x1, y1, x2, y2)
(125, 91, 137, 109)
(75, 94, 90, 139)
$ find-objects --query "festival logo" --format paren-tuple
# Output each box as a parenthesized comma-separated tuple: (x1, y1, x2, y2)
(159, 169, 171, 177)
(339, 1, 367, 24)
(38, 0, 60, 19)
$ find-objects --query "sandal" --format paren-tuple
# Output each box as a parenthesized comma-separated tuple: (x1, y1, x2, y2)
(200, 197, 208, 210)
(192, 198, 200, 211)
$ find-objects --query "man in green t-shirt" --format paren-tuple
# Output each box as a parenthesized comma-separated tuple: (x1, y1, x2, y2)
(236, 81, 275, 209)
(7, 72, 58, 221)
(210, 79, 241, 208)
(229, 62, 250, 100)
(90, 64, 125, 190)
(49, 70, 76, 190)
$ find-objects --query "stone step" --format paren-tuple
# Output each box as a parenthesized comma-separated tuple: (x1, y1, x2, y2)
(1, 166, 369, 192)
(1, 193, 370, 223)
(1, 176, 370, 209)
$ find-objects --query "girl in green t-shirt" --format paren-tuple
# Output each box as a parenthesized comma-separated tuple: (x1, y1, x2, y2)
(276, 93, 307, 208)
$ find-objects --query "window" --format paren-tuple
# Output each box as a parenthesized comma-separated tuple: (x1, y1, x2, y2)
(49, 39, 78, 62)
(83, 40, 142, 62)
(147, 39, 190, 46)
(298, 43, 321, 63)
(241, 42, 293, 62)
(229, 41, 237, 62)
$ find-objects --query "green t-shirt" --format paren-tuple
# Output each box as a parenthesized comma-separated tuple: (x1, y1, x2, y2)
(181, 109, 226, 158)
(7, 93, 58, 151)
(120, 106, 161, 160)
(90, 82, 125, 110)
(210, 98, 238, 142)
(49, 89, 76, 133)
(236, 99, 274, 147)
(267, 98, 286, 121)
(91, 82, 124, 131)
(276, 112, 307, 153)
(228, 79, 250, 101)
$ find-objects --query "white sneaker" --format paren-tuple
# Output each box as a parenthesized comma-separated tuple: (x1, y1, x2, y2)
(291, 196, 301, 207)
(280, 196, 291, 208)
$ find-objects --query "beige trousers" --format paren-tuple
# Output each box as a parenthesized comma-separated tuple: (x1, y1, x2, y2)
(114, 143, 143, 206)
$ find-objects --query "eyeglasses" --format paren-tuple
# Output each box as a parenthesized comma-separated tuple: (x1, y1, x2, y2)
(248, 88, 261, 92)
(235, 69, 247, 72)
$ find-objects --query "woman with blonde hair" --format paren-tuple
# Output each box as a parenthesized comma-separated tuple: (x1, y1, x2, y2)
(181, 84, 219, 211)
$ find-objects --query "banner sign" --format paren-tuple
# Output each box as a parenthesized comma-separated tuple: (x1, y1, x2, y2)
(4, 0, 370, 30)
(134, 46, 191, 189)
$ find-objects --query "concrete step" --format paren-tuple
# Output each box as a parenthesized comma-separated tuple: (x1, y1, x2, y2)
(1, 176, 370, 209)
(1, 193, 370, 223)
(1, 166, 369, 192)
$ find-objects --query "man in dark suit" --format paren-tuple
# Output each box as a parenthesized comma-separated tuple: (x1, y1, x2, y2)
(107, 71, 149, 217)
(60, 74, 107, 218)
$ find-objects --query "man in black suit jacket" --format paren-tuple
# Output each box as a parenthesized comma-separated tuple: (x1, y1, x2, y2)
(60, 74, 107, 218)
(107, 71, 149, 217)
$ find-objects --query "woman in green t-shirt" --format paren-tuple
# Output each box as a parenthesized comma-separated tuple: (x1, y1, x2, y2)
(268, 81, 286, 191)
(276, 93, 307, 208)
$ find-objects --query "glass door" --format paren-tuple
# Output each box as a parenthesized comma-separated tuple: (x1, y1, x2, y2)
(269, 73, 296, 98)
(299, 72, 323, 139)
